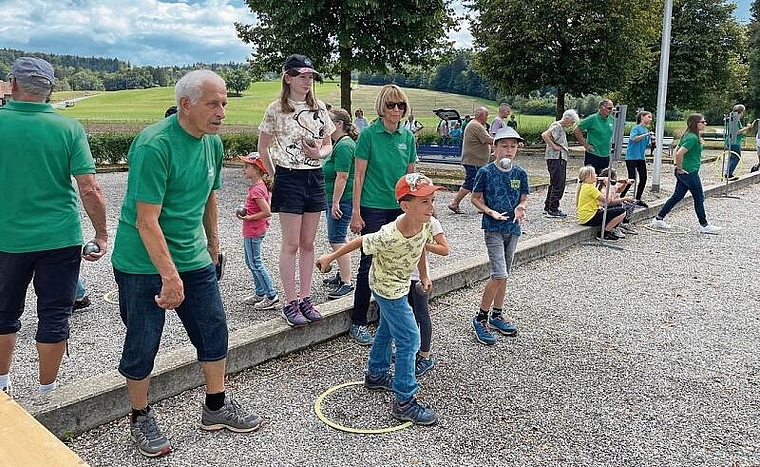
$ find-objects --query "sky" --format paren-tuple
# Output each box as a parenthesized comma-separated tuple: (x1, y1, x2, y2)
(0, 0, 753, 67)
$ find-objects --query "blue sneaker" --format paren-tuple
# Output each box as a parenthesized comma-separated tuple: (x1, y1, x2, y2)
(415, 355, 435, 376)
(471, 316, 497, 345)
(364, 371, 393, 392)
(392, 398, 437, 426)
(349, 324, 373, 346)
(488, 312, 518, 336)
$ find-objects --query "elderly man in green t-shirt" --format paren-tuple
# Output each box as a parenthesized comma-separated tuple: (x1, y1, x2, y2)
(0, 57, 108, 400)
(111, 70, 261, 458)
(573, 99, 616, 174)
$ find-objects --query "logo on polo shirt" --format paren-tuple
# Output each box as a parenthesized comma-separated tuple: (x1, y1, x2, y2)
(398, 142, 408, 151)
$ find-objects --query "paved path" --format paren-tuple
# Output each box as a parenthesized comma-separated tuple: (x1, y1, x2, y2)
(69, 182, 760, 466)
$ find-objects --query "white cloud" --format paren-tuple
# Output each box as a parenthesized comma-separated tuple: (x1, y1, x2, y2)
(1, 0, 257, 65)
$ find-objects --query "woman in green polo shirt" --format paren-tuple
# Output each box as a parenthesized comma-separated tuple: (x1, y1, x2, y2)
(347, 85, 417, 345)
(651, 113, 721, 234)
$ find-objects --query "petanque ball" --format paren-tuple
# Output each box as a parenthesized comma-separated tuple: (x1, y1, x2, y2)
(82, 241, 100, 256)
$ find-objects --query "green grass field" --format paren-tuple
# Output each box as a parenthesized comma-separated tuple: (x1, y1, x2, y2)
(52, 81, 695, 136)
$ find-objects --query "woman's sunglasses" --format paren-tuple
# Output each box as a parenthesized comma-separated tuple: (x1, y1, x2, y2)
(385, 101, 407, 111)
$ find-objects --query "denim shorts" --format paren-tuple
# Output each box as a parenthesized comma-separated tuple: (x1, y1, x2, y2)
(324, 198, 353, 244)
(114, 263, 228, 380)
(0, 246, 80, 343)
(271, 166, 327, 214)
(462, 164, 481, 191)
(484, 231, 519, 279)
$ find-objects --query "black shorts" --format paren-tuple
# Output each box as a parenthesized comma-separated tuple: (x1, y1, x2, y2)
(271, 166, 327, 214)
(582, 207, 625, 227)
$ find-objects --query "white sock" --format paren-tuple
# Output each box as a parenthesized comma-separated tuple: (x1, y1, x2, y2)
(38, 381, 58, 395)
(0, 373, 10, 389)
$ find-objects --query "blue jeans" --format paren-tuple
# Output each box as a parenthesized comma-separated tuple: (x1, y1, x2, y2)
(76, 278, 86, 300)
(368, 293, 421, 403)
(726, 145, 741, 177)
(324, 199, 353, 244)
(657, 169, 708, 226)
(115, 264, 228, 380)
(351, 206, 403, 325)
(244, 236, 276, 299)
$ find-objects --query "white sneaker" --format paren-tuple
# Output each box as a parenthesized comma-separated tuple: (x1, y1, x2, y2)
(253, 295, 280, 310)
(699, 224, 722, 235)
(612, 227, 626, 238)
(243, 294, 265, 305)
(1, 382, 12, 398)
(651, 218, 671, 230)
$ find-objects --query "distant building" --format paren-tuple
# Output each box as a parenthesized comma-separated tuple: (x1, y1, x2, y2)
(0, 81, 10, 106)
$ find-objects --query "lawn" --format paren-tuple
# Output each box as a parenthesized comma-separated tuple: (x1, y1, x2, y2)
(52, 81, 703, 138)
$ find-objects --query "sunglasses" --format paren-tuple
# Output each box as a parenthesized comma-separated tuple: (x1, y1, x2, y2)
(385, 101, 407, 111)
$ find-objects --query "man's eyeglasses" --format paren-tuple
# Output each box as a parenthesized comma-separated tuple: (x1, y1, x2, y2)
(385, 101, 407, 111)
(603, 106, 614, 110)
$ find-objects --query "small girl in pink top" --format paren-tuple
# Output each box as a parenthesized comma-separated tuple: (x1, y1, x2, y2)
(237, 153, 279, 310)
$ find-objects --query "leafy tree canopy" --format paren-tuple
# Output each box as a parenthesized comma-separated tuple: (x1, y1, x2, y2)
(235, 0, 458, 113)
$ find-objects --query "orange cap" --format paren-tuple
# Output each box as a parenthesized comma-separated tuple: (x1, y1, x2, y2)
(395, 173, 443, 201)
(237, 152, 268, 175)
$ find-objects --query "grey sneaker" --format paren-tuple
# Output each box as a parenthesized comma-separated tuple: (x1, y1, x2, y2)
(349, 324, 373, 346)
(253, 295, 280, 310)
(130, 408, 172, 457)
(243, 294, 265, 305)
(201, 395, 263, 433)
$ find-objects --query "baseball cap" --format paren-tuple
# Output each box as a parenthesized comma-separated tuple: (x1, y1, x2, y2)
(395, 173, 443, 201)
(493, 127, 524, 143)
(10, 57, 55, 87)
(283, 54, 322, 81)
(237, 152, 268, 175)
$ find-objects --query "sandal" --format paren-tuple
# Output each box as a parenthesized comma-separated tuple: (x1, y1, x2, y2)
(448, 204, 464, 214)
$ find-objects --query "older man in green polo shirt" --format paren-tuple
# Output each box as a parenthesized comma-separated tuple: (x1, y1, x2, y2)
(573, 99, 615, 174)
(0, 57, 108, 399)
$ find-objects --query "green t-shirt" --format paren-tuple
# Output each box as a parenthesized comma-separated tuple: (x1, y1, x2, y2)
(354, 118, 417, 209)
(577, 112, 614, 157)
(323, 136, 355, 201)
(679, 132, 702, 174)
(111, 116, 223, 274)
(0, 101, 95, 253)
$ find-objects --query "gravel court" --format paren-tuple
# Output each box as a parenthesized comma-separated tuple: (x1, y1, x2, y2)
(67, 184, 760, 465)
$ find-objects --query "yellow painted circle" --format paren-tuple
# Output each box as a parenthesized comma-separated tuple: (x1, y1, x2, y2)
(103, 289, 119, 305)
(314, 380, 413, 434)
(715, 149, 743, 178)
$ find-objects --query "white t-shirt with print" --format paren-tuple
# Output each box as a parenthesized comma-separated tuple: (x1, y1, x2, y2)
(258, 98, 336, 170)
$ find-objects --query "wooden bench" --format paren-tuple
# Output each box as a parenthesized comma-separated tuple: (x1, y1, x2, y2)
(0, 392, 87, 465)
(618, 136, 675, 159)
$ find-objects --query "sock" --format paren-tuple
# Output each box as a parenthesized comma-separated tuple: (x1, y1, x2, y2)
(205, 391, 226, 411)
(38, 380, 58, 395)
(131, 406, 151, 423)
(491, 307, 503, 318)
(476, 309, 489, 322)
(0, 373, 10, 390)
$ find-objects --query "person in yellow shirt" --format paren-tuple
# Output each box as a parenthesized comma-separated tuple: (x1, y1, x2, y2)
(576, 165, 628, 240)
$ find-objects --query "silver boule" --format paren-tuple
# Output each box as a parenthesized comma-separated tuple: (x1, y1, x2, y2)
(82, 241, 100, 256)
(499, 158, 513, 171)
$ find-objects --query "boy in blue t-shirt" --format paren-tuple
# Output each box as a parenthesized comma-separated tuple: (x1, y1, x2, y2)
(470, 127, 530, 345)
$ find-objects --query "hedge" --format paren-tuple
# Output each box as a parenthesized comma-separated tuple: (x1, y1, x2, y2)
(87, 131, 259, 165)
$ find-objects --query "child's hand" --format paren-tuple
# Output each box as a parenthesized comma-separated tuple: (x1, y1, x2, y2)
(488, 209, 510, 221)
(315, 256, 333, 274)
(417, 278, 432, 294)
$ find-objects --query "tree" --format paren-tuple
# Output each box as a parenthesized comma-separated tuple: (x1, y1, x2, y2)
(468, 0, 660, 119)
(69, 69, 104, 91)
(746, 0, 760, 113)
(623, 0, 746, 116)
(222, 68, 252, 96)
(235, 0, 457, 114)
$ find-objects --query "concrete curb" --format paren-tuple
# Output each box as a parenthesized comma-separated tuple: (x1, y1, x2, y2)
(31, 171, 760, 437)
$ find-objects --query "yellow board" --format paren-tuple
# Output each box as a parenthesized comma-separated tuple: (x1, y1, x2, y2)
(0, 392, 88, 467)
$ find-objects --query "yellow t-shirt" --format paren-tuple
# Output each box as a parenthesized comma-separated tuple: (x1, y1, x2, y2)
(362, 216, 433, 300)
(577, 183, 601, 224)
